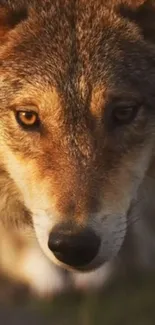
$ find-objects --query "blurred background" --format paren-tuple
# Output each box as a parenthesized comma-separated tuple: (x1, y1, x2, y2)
(0, 270, 155, 325)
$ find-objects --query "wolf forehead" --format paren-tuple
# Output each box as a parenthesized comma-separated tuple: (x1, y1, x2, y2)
(0, 0, 155, 103)
(0, 0, 151, 86)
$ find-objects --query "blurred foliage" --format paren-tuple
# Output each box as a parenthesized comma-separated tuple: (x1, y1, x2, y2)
(0, 271, 155, 325)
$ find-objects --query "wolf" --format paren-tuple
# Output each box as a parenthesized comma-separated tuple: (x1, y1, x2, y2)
(0, 0, 155, 295)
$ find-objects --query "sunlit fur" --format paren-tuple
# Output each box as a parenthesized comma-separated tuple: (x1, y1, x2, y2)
(0, 0, 155, 295)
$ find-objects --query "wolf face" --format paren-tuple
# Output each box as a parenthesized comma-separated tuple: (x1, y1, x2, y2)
(0, 0, 155, 271)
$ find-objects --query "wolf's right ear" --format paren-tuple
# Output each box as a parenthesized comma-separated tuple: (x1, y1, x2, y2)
(0, 4, 28, 37)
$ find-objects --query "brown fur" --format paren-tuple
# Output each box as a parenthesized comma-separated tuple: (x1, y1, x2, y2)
(0, 0, 155, 294)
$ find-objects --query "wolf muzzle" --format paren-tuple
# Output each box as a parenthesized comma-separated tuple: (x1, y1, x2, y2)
(48, 223, 101, 268)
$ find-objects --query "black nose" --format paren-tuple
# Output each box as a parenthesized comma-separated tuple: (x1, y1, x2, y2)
(48, 224, 101, 268)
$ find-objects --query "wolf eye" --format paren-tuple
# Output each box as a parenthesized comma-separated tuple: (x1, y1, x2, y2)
(15, 111, 40, 130)
(112, 106, 138, 125)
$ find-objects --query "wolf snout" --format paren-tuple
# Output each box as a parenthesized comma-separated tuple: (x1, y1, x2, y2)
(48, 224, 101, 268)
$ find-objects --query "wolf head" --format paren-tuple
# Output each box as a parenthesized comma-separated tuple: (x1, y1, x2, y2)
(0, 0, 155, 271)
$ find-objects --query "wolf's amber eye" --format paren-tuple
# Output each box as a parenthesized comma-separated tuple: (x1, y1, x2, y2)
(112, 106, 138, 125)
(15, 111, 40, 130)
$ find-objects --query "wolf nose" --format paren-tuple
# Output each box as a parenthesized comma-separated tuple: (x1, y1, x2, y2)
(48, 224, 100, 268)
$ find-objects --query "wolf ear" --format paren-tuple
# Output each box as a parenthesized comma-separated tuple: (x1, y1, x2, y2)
(0, 4, 28, 37)
(120, 0, 155, 43)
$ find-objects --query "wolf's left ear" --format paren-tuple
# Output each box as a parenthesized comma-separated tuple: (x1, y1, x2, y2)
(119, 0, 155, 43)
(0, 3, 28, 37)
